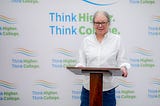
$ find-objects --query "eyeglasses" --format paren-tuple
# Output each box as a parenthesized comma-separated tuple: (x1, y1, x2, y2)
(93, 21, 109, 26)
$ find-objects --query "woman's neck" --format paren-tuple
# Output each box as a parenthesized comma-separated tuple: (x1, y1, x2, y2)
(96, 33, 106, 43)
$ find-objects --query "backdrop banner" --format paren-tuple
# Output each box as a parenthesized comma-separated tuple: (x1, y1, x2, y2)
(0, 0, 160, 106)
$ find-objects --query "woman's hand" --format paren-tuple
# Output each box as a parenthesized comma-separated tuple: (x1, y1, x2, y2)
(120, 66, 128, 77)
(75, 63, 85, 67)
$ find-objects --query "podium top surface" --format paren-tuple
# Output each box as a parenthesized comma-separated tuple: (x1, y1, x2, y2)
(66, 66, 120, 71)
(66, 67, 122, 76)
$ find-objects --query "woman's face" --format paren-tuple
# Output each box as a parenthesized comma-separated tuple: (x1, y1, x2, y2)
(93, 12, 110, 36)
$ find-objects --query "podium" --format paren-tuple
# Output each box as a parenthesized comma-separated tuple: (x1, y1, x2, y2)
(66, 67, 122, 106)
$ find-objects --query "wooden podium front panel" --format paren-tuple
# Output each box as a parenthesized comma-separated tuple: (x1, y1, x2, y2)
(90, 73, 103, 106)
(66, 67, 121, 106)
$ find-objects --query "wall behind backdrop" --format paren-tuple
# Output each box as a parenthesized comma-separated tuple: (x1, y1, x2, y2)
(0, 0, 160, 106)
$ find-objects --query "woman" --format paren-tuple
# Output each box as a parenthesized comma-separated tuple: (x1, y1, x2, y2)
(76, 11, 130, 106)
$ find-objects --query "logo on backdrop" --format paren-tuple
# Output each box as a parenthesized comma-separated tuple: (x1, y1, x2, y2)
(148, 16, 160, 36)
(129, 47, 155, 68)
(52, 48, 77, 69)
(32, 80, 59, 101)
(11, 48, 40, 69)
(0, 15, 19, 37)
(116, 79, 136, 99)
(11, 0, 39, 4)
(82, 0, 119, 6)
(0, 80, 20, 101)
(56, 48, 75, 57)
(72, 78, 83, 100)
(129, 0, 156, 4)
(148, 78, 160, 99)
(49, 12, 120, 36)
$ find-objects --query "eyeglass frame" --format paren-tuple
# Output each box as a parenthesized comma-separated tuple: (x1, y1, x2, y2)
(93, 21, 109, 26)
